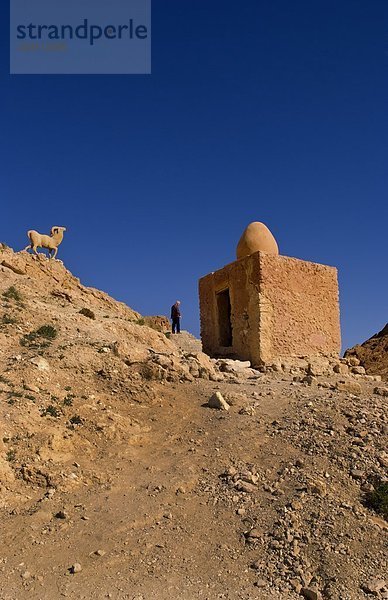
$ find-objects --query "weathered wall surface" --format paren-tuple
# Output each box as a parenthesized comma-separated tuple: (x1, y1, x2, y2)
(199, 252, 341, 364)
(258, 254, 341, 361)
(199, 258, 261, 363)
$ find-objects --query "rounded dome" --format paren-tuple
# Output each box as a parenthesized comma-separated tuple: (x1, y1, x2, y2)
(236, 222, 279, 259)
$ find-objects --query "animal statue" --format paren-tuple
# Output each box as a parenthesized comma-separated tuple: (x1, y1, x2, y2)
(24, 226, 67, 259)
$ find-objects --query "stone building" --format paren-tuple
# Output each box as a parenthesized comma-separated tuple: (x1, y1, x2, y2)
(199, 222, 341, 366)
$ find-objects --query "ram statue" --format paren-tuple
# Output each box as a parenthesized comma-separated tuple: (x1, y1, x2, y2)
(24, 226, 67, 259)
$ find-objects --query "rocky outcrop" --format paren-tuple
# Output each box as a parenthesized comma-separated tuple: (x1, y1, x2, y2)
(345, 323, 388, 380)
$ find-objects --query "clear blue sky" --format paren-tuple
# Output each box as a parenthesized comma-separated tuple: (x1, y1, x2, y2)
(1, 0, 387, 351)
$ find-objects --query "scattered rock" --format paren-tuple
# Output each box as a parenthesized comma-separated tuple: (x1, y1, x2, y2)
(301, 587, 321, 600)
(235, 480, 257, 493)
(350, 469, 364, 480)
(70, 562, 82, 574)
(23, 383, 40, 393)
(346, 356, 361, 367)
(217, 359, 251, 373)
(333, 363, 349, 375)
(54, 510, 67, 519)
(302, 375, 316, 386)
(246, 528, 261, 540)
(336, 380, 362, 395)
(374, 386, 388, 397)
(207, 392, 230, 411)
(1, 259, 26, 275)
(30, 356, 50, 371)
(79, 307, 96, 319)
(21, 570, 31, 580)
(307, 357, 330, 376)
(361, 578, 386, 596)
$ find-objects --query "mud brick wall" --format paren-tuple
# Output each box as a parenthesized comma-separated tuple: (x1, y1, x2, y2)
(199, 252, 341, 365)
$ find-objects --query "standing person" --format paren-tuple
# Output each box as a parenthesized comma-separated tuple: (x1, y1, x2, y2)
(171, 300, 181, 334)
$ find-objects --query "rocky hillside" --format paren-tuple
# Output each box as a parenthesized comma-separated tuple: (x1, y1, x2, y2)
(0, 245, 387, 600)
(345, 324, 388, 380)
(0, 246, 219, 495)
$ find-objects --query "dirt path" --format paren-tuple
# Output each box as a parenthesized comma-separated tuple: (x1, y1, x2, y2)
(0, 378, 293, 600)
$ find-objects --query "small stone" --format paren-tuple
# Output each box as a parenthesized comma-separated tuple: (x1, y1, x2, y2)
(309, 481, 327, 496)
(94, 549, 106, 557)
(70, 562, 82, 574)
(207, 392, 230, 411)
(290, 579, 302, 593)
(301, 587, 321, 600)
(346, 356, 360, 367)
(79, 308, 96, 320)
(235, 480, 257, 493)
(238, 405, 256, 415)
(254, 579, 267, 588)
(351, 365, 366, 375)
(24, 383, 40, 393)
(246, 528, 261, 540)
(336, 380, 362, 395)
(21, 570, 31, 580)
(350, 469, 364, 480)
(225, 466, 237, 477)
(237, 507, 246, 516)
(30, 356, 50, 371)
(374, 387, 388, 397)
(362, 578, 386, 596)
(318, 381, 333, 389)
(54, 510, 67, 519)
(307, 357, 330, 376)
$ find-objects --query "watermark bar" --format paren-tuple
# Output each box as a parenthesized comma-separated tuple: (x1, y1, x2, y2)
(10, 0, 151, 74)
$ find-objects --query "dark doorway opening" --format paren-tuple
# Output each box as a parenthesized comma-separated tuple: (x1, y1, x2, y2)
(217, 289, 232, 347)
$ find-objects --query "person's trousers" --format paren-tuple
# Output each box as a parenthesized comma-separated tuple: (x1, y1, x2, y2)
(172, 318, 181, 334)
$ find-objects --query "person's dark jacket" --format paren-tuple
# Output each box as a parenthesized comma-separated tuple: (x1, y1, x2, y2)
(171, 304, 181, 320)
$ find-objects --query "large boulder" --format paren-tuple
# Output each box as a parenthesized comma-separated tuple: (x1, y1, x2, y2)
(143, 316, 170, 333)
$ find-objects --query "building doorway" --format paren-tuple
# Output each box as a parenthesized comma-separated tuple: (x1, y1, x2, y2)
(217, 288, 232, 347)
